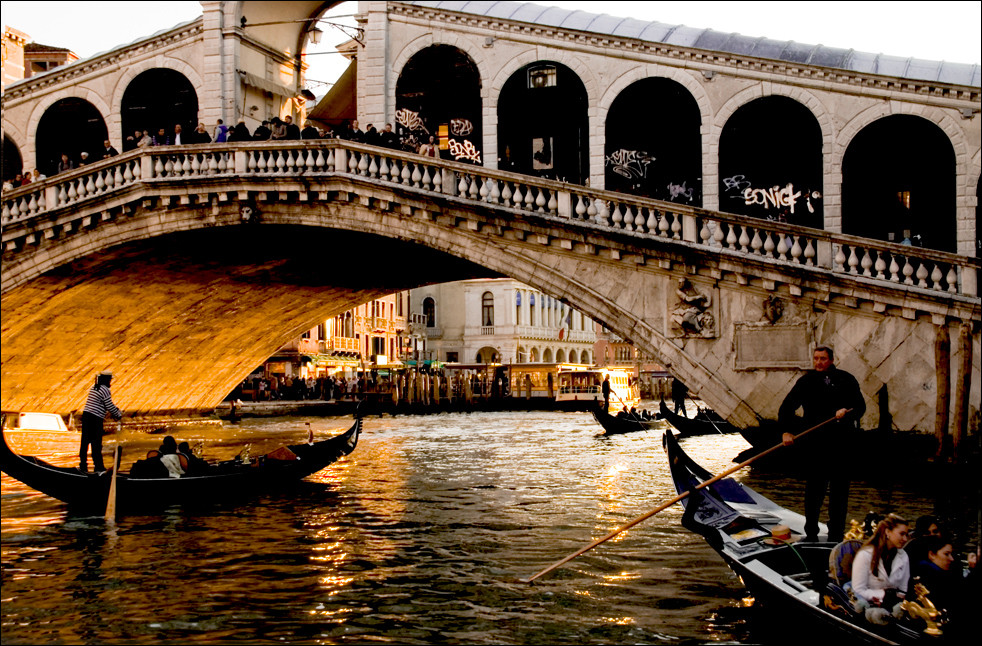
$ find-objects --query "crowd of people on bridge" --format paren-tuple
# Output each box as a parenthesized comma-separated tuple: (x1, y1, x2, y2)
(3, 117, 446, 193)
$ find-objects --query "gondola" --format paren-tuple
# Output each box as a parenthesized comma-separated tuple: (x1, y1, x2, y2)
(591, 406, 663, 435)
(0, 415, 361, 511)
(658, 399, 739, 436)
(662, 429, 938, 644)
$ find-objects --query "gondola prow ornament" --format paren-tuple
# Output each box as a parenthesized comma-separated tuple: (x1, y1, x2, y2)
(901, 582, 944, 637)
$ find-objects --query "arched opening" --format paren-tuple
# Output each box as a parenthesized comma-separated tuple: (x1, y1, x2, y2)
(719, 96, 824, 229)
(121, 69, 199, 151)
(481, 291, 494, 326)
(530, 347, 540, 363)
(555, 348, 566, 363)
(517, 345, 527, 363)
(396, 45, 482, 162)
(35, 98, 109, 177)
(543, 348, 554, 363)
(422, 297, 436, 327)
(498, 61, 588, 184)
(842, 115, 956, 252)
(605, 78, 701, 204)
(3, 136, 23, 182)
(583, 350, 592, 365)
(476, 346, 499, 363)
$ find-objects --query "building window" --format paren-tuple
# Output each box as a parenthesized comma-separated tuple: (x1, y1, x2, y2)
(528, 64, 557, 89)
(423, 297, 436, 327)
(446, 351, 459, 363)
(397, 293, 404, 316)
(482, 291, 494, 326)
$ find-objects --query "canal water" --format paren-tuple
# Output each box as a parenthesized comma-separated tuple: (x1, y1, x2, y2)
(0, 405, 963, 644)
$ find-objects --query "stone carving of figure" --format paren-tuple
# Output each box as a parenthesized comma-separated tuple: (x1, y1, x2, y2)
(672, 278, 715, 337)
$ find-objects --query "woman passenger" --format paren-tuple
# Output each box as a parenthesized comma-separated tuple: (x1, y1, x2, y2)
(851, 513, 910, 625)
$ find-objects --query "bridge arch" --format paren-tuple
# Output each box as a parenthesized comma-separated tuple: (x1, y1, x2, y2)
(717, 95, 826, 230)
(603, 76, 703, 205)
(841, 114, 957, 252)
(27, 91, 111, 176)
(598, 65, 712, 194)
(394, 44, 482, 162)
(711, 85, 833, 215)
(497, 60, 589, 184)
(119, 68, 201, 150)
(34, 97, 110, 178)
(113, 60, 204, 144)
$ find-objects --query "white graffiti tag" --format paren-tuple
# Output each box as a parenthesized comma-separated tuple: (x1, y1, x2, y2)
(742, 183, 802, 214)
(395, 108, 428, 133)
(722, 174, 751, 193)
(448, 138, 482, 163)
(449, 118, 473, 137)
(605, 149, 653, 179)
(667, 181, 694, 202)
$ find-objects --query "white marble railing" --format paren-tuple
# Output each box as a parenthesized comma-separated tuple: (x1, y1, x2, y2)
(3, 140, 978, 299)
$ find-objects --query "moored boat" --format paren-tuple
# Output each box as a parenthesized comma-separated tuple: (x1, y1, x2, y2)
(0, 415, 361, 512)
(662, 430, 940, 644)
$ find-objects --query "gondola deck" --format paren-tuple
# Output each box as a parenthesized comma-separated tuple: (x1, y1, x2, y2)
(662, 430, 935, 645)
(1, 416, 361, 511)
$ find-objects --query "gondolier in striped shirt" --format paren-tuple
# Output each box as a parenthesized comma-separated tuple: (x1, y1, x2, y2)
(80, 370, 123, 472)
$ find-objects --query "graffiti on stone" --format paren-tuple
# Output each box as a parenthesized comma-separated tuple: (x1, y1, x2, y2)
(449, 138, 482, 163)
(667, 181, 695, 203)
(605, 149, 654, 180)
(396, 108, 428, 134)
(449, 118, 473, 137)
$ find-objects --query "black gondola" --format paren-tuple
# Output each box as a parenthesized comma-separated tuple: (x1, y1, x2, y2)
(662, 430, 936, 644)
(0, 416, 360, 511)
(658, 399, 739, 436)
(591, 406, 663, 435)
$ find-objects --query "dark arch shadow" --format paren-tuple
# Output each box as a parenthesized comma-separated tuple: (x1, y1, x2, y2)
(121, 68, 199, 150)
(605, 77, 702, 205)
(3, 135, 24, 182)
(396, 44, 482, 161)
(842, 115, 956, 252)
(35, 98, 108, 176)
(719, 96, 824, 229)
(498, 61, 588, 184)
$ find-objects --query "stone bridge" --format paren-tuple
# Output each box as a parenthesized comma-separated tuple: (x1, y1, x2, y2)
(2, 140, 980, 434)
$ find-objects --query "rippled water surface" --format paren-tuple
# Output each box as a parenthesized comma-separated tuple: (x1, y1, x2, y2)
(1, 406, 959, 644)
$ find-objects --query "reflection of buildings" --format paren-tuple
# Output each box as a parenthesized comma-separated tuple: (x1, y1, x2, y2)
(410, 279, 596, 365)
(262, 292, 410, 379)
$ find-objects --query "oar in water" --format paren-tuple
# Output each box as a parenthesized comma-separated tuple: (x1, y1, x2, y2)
(104, 420, 123, 523)
(688, 395, 725, 435)
(523, 412, 846, 583)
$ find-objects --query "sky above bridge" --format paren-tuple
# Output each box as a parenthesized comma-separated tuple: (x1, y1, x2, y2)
(2, 0, 979, 96)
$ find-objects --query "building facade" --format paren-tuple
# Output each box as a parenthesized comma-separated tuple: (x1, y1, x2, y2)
(411, 278, 595, 365)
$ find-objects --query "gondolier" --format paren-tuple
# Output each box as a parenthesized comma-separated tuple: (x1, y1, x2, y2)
(80, 370, 122, 472)
(779, 346, 865, 542)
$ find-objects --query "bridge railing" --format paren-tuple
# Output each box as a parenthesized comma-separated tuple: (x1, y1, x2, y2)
(3, 140, 978, 299)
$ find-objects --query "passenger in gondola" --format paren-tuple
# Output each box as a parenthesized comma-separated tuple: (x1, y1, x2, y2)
(851, 513, 910, 625)
(907, 535, 964, 624)
(157, 436, 186, 478)
(905, 515, 944, 567)
(177, 441, 209, 475)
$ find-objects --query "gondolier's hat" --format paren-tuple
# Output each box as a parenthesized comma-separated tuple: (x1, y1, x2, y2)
(99, 370, 113, 377)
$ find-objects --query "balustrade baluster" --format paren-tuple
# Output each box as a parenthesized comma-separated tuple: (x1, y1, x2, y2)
(847, 246, 860, 274)
(433, 167, 442, 192)
(611, 203, 624, 229)
(915, 262, 929, 288)
(155, 157, 166, 177)
(657, 211, 670, 238)
(114, 165, 125, 186)
(597, 200, 610, 225)
(469, 175, 480, 199)
(256, 152, 267, 173)
(790, 236, 803, 264)
(833, 244, 846, 271)
(1, 202, 10, 221)
(348, 151, 359, 175)
(737, 225, 750, 251)
(378, 156, 389, 181)
(8, 200, 19, 220)
(535, 187, 546, 213)
(751, 229, 763, 254)
(574, 195, 586, 220)
(874, 251, 887, 279)
(930, 265, 943, 291)
(190, 155, 201, 175)
(699, 218, 711, 244)
(324, 149, 334, 171)
(458, 175, 468, 196)
(422, 165, 433, 190)
(209, 154, 219, 174)
(86, 173, 97, 194)
(501, 182, 513, 205)
(27, 193, 38, 214)
(277, 150, 288, 174)
(368, 155, 379, 178)
(523, 185, 535, 211)
(726, 223, 738, 249)
(945, 266, 958, 294)
(479, 177, 489, 201)
(305, 150, 316, 171)
(411, 163, 422, 187)
(761, 231, 775, 257)
(670, 213, 682, 239)
(400, 161, 411, 184)
(803, 238, 816, 266)
(711, 221, 725, 248)
(547, 190, 558, 214)
(888, 254, 900, 282)
(902, 257, 915, 285)
(58, 184, 68, 205)
(512, 184, 524, 208)
(67, 181, 78, 202)
(182, 155, 192, 175)
(860, 247, 873, 276)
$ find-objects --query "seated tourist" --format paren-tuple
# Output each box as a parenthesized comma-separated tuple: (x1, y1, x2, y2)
(157, 435, 186, 478)
(908, 536, 965, 621)
(177, 441, 209, 475)
(851, 513, 910, 625)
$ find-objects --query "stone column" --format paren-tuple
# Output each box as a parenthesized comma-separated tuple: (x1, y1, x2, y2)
(934, 324, 950, 458)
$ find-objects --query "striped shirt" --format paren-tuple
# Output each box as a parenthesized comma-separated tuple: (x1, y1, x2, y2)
(83, 384, 121, 420)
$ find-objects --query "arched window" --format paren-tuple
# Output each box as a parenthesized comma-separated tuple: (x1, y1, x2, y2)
(423, 297, 436, 327)
(482, 291, 494, 327)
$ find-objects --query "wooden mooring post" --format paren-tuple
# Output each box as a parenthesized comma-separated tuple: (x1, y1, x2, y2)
(935, 324, 951, 459)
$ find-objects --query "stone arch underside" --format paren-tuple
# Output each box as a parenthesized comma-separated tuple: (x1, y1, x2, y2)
(3, 196, 977, 431)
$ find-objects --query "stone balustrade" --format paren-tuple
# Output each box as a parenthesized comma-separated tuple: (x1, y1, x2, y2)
(4, 140, 979, 300)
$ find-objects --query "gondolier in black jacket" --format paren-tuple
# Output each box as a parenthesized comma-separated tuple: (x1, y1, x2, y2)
(779, 346, 865, 542)
(80, 370, 123, 472)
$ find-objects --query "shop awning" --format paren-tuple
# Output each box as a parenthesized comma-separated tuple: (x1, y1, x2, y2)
(308, 59, 356, 127)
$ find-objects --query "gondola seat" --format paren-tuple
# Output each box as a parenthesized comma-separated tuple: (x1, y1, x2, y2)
(822, 539, 863, 617)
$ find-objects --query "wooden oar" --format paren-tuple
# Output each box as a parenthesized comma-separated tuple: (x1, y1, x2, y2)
(105, 421, 122, 523)
(610, 388, 643, 422)
(688, 395, 724, 435)
(523, 412, 845, 583)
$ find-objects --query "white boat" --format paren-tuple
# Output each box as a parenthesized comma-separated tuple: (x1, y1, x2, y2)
(555, 366, 639, 409)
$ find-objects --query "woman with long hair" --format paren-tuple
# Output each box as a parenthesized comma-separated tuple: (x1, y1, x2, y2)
(851, 513, 911, 625)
